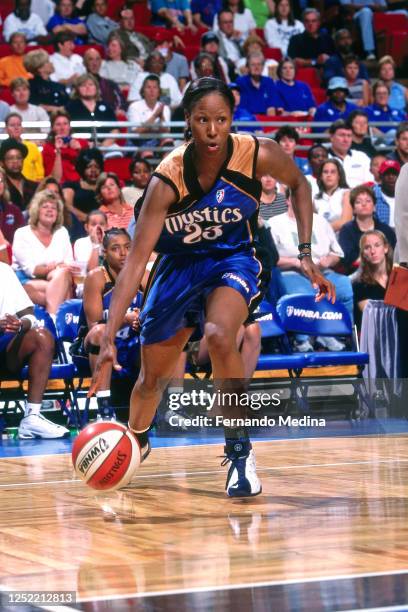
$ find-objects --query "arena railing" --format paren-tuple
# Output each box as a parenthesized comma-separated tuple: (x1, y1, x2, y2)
(0, 120, 398, 155)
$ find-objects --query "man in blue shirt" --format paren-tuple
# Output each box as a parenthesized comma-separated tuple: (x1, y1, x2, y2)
(323, 29, 368, 85)
(236, 52, 279, 115)
(314, 77, 358, 132)
(150, 0, 195, 29)
(47, 0, 87, 45)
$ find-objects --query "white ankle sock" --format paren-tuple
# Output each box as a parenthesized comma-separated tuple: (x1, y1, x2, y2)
(25, 402, 41, 417)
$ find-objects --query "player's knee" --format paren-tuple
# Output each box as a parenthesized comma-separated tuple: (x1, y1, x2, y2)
(87, 324, 105, 345)
(136, 372, 162, 396)
(244, 323, 261, 350)
(205, 322, 235, 356)
(32, 328, 55, 356)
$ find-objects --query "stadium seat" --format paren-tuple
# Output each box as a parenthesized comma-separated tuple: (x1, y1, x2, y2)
(0, 306, 81, 432)
(373, 13, 408, 33)
(296, 67, 321, 88)
(263, 48, 282, 61)
(105, 158, 131, 182)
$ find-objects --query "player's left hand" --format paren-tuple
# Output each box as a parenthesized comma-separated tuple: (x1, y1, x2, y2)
(0, 314, 22, 334)
(300, 258, 336, 303)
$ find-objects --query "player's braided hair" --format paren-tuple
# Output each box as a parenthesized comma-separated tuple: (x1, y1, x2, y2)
(182, 77, 235, 141)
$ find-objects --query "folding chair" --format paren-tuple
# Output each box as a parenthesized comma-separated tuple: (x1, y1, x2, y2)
(0, 305, 80, 434)
(277, 294, 369, 417)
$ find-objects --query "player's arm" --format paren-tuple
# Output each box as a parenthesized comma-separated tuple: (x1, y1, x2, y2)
(83, 269, 105, 329)
(256, 138, 335, 302)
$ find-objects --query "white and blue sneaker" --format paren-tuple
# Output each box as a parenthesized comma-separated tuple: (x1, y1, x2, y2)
(223, 441, 262, 497)
(18, 414, 70, 439)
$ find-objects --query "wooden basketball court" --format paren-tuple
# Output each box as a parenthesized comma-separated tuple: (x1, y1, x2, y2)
(1, 432, 408, 610)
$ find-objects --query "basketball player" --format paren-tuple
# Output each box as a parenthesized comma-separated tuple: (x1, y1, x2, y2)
(90, 78, 335, 497)
(70, 229, 142, 420)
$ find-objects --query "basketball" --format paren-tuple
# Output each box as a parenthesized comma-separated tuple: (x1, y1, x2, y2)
(72, 421, 141, 491)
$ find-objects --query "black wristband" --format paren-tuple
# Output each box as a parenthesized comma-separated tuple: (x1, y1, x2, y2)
(298, 252, 312, 261)
(298, 242, 311, 252)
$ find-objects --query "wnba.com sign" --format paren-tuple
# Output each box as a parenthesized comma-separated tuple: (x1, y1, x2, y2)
(286, 306, 343, 320)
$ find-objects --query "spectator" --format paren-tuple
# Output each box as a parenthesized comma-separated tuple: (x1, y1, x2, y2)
(338, 0, 386, 61)
(100, 31, 142, 91)
(62, 148, 103, 224)
(193, 52, 217, 79)
(12, 190, 75, 315)
(314, 77, 358, 130)
(86, 0, 118, 45)
(275, 58, 316, 116)
(191, 32, 230, 83)
(339, 184, 396, 273)
(66, 74, 119, 151)
(153, 31, 190, 92)
(343, 55, 370, 107)
(275, 126, 310, 175)
(116, 7, 153, 65)
(259, 173, 288, 221)
(323, 28, 368, 85)
(313, 159, 351, 232)
(73, 209, 108, 282)
(0, 262, 69, 439)
(305, 144, 329, 198)
(264, 0, 304, 57)
(0, 100, 11, 123)
(373, 159, 400, 228)
(122, 157, 152, 206)
(9, 78, 50, 133)
(365, 81, 406, 144)
(287, 8, 334, 68)
(24, 49, 70, 113)
(49, 31, 85, 88)
(328, 119, 374, 187)
(352, 230, 393, 329)
(244, 0, 275, 28)
(0, 138, 38, 213)
(229, 82, 257, 131)
(216, 9, 244, 65)
(0, 33, 32, 87)
(95, 173, 134, 229)
(377, 56, 408, 113)
(83, 48, 126, 114)
(151, 0, 196, 30)
(236, 52, 278, 115)
(47, 0, 87, 45)
(127, 53, 182, 110)
(236, 34, 278, 79)
(3, 0, 48, 43)
(0, 167, 25, 246)
(370, 153, 387, 184)
(42, 110, 88, 183)
(387, 122, 408, 166)
(269, 193, 352, 351)
(35, 176, 73, 235)
(192, 0, 223, 28)
(347, 109, 377, 159)
(127, 74, 173, 159)
(213, 0, 256, 44)
(4, 113, 44, 183)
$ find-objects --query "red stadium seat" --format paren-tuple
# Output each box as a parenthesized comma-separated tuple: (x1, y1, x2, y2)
(263, 47, 282, 61)
(312, 87, 327, 105)
(373, 13, 408, 33)
(74, 44, 105, 58)
(255, 28, 266, 42)
(105, 157, 131, 182)
(177, 44, 200, 62)
(296, 67, 321, 88)
(0, 87, 13, 104)
(0, 1, 14, 20)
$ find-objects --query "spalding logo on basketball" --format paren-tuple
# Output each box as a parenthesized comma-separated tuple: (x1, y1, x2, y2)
(72, 421, 141, 491)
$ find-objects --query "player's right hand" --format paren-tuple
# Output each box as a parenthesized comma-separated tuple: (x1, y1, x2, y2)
(87, 340, 122, 397)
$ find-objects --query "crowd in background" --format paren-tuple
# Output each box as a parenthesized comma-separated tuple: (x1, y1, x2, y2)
(0, 0, 407, 352)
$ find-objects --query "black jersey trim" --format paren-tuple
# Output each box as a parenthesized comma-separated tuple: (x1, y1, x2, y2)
(251, 136, 260, 179)
(152, 172, 180, 202)
(222, 169, 262, 203)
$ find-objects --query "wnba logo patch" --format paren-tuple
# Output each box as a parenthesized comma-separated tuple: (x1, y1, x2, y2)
(286, 306, 294, 317)
(216, 189, 225, 203)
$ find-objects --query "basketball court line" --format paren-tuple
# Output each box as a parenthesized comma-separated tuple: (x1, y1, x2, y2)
(2, 455, 408, 488)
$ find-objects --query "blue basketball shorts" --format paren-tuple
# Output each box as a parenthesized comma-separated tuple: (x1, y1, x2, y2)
(0, 332, 16, 372)
(139, 250, 262, 345)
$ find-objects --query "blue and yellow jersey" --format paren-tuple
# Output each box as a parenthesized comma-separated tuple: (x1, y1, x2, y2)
(142, 133, 262, 255)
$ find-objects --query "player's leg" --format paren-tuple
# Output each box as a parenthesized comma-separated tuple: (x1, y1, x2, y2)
(6, 329, 69, 438)
(128, 326, 193, 457)
(240, 322, 262, 380)
(205, 286, 262, 497)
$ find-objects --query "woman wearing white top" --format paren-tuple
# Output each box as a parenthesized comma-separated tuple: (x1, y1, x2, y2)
(213, 0, 256, 43)
(127, 74, 173, 158)
(264, 0, 304, 56)
(99, 32, 141, 90)
(313, 159, 352, 233)
(12, 190, 76, 316)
